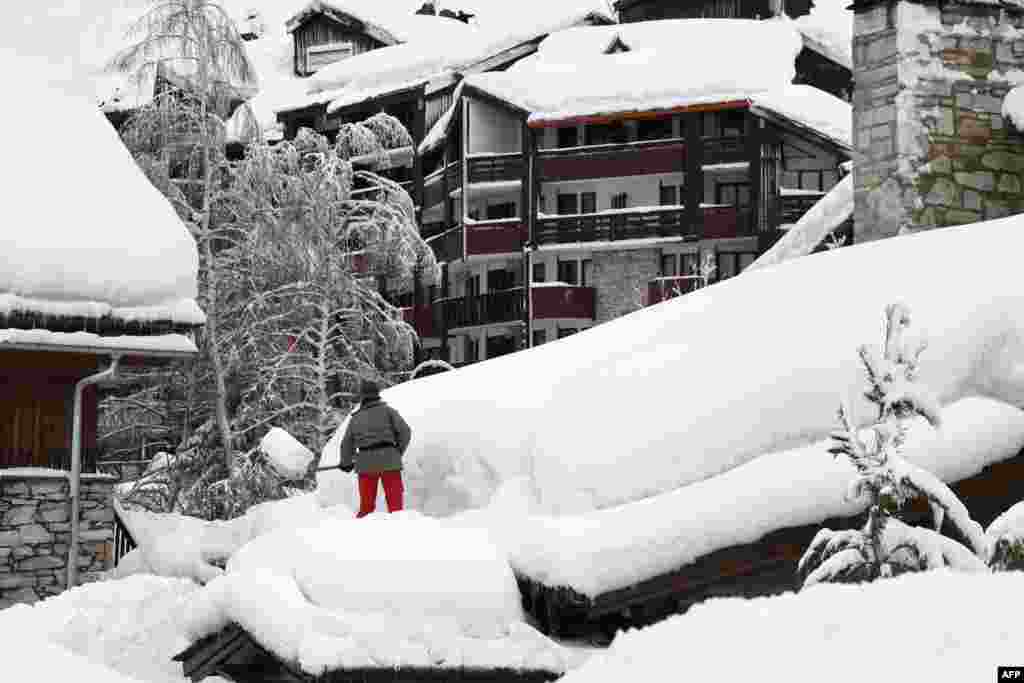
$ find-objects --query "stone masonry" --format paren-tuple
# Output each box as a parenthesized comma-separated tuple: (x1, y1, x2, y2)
(0, 473, 115, 608)
(592, 249, 660, 324)
(853, 0, 1024, 242)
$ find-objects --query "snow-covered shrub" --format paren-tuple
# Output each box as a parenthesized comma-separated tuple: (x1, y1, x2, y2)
(410, 359, 455, 381)
(797, 303, 988, 586)
(986, 501, 1024, 571)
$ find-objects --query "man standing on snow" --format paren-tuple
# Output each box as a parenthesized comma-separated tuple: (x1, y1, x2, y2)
(338, 379, 412, 517)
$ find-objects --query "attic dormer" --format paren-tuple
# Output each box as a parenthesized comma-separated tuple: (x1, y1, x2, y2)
(286, 3, 401, 77)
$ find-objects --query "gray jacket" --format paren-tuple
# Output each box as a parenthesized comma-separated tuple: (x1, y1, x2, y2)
(338, 399, 412, 473)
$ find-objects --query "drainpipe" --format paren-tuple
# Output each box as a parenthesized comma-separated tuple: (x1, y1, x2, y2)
(67, 356, 121, 590)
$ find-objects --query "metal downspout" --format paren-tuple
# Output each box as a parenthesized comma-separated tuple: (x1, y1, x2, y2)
(67, 356, 121, 590)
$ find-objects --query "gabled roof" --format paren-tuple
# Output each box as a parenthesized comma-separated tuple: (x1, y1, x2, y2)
(285, 0, 403, 45)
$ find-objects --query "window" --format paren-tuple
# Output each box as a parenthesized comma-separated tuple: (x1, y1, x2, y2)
(487, 269, 515, 291)
(661, 254, 677, 277)
(716, 183, 751, 208)
(720, 110, 745, 137)
(611, 192, 630, 210)
(557, 193, 578, 215)
(557, 259, 579, 285)
(466, 274, 480, 297)
(586, 122, 628, 146)
(532, 329, 548, 347)
(557, 327, 579, 339)
(486, 202, 516, 220)
(557, 126, 579, 149)
(532, 262, 547, 283)
(465, 336, 479, 362)
(659, 184, 677, 206)
(581, 259, 593, 287)
(637, 117, 674, 141)
(581, 192, 597, 214)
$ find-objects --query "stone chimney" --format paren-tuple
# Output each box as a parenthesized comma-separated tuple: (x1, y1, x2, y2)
(852, 0, 1024, 243)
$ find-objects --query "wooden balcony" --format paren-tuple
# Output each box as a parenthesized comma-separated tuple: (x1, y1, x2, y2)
(531, 285, 595, 320)
(467, 153, 524, 184)
(427, 225, 463, 262)
(443, 288, 525, 330)
(646, 276, 704, 306)
(537, 139, 685, 182)
(702, 206, 755, 240)
(465, 220, 527, 256)
(701, 135, 747, 165)
(401, 304, 437, 339)
(423, 161, 461, 209)
(534, 207, 695, 245)
(779, 192, 825, 225)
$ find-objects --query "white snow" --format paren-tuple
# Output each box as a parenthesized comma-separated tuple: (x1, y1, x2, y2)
(260, 427, 315, 480)
(505, 397, 1024, 596)
(749, 173, 853, 270)
(0, 67, 202, 326)
(750, 85, 852, 148)
(323, 215, 1024, 520)
(986, 499, 1024, 546)
(1002, 84, 1024, 130)
(0, 468, 115, 480)
(0, 330, 198, 356)
(794, 0, 853, 70)
(420, 81, 464, 154)
(559, 570, 1024, 683)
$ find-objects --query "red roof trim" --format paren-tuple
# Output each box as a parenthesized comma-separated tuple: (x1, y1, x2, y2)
(528, 100, 751, 128)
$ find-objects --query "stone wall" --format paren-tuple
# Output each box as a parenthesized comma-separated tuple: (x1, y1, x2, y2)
(592, 249, 660, 324)
(0, 473, 115, 608)
(852, 0, 1024, 243)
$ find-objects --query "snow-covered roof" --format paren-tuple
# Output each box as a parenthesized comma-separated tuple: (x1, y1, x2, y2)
(1, 70, 203, 340)
(321, 213, 1024, 524)
(462, 17, 851, 147)
(285, 0, 474, 44)
(794, 0, 853, 70)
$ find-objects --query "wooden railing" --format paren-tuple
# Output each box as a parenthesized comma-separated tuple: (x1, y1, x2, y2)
(646, 276, 705, 306)
(467, 153, 524, 184)
(531, 286, 595, 320)
(113, 505, 138, 567)
(535, 207, 694, 245)
(443, 288, 525, 330)
(537, 139, 684, 181)
(779, 193, 825, 225)
(422, 161, 461, 209)
(427, 225, 463, 262)
(401, 304, 438, 339)
(465, 220, 526, 256)
(701, 135, 747, 164)
(702, 206, 755, 239)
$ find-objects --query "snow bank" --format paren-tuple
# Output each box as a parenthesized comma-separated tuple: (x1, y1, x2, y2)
(1, 63, 201, 317)
(506, 397, 1024, 596)
(748, 173, 853, 270)
(323, 216, 1024, 516)
(0, 574, 201, 683)
(559, 570, 1024, 683)
(260, 427, 315, 480)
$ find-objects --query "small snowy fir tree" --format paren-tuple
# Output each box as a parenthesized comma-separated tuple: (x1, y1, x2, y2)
(797, 303, 988, 586)
(985, 501, 1024, 571)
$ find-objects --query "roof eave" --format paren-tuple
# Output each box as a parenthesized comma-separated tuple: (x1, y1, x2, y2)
(0, 341, 197, 361)
(527, 100, 752, 128)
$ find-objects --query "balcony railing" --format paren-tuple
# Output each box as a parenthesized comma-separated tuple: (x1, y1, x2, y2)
(443, 288, 525, 330)
(467, 153, 524, 184)
(701, 136, 747, 165)
(465, 220, 526, 256)
(537, 139, 685, 181)
(646, 276, 705, 306)
(702, 206, 755, 240)
(423, 161, 462, 209)
(531, 285, 595, 320)
(427, 225, 463, 262)
(535, 207, 694, 245)
(779, 192, 825, 225)
(401, 304, 438, 339)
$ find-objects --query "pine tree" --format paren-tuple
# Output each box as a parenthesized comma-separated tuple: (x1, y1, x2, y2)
(797, 303, 988, 586)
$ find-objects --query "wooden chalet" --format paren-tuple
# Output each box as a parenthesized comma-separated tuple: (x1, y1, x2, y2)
(287, 1, 403, 77)
(174, 623, 561, 683)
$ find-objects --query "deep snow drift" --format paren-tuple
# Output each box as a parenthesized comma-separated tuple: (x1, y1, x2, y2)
(559, 570, 1024, 683)
(323, 217, 1024, 516)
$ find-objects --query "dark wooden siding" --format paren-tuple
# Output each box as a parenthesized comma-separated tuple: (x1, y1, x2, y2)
(293, 15, 383, 76)
(618, 0, 811, 22)
(0, 351, 101, 470)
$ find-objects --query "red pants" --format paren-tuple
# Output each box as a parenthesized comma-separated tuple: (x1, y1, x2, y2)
(357, 471, 404, 517)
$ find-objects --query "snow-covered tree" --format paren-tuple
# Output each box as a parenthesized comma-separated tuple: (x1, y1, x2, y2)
(797, 303, 988, 586)
(986, 501, 1024, 571)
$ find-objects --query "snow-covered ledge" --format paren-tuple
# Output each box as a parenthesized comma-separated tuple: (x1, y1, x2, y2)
(0, 472, 115, 608)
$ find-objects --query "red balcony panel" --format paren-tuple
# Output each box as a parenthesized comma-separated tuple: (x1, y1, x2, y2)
(531, 285, 595, 320)
(702, 206, 753, 240)
(538, 141, 684, 182)
(646, 276, 703, 306)
(465, 221, 526, 256)
(401, 304, 437, 339)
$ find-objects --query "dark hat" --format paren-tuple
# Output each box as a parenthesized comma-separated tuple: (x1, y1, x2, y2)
(359, 379, 381, 400)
